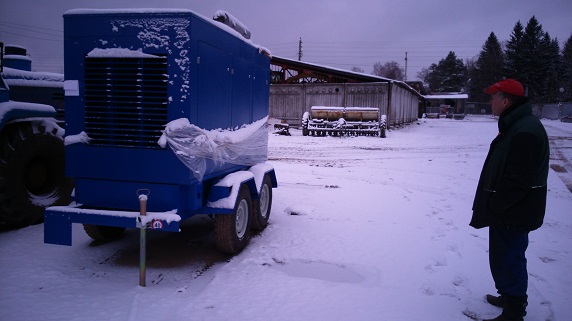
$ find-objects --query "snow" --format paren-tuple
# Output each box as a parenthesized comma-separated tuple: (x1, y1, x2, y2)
(425, 94, 469, 99)
(0, 100, 56, 124)
(47, 204, 180, 227)
(3, 54, 32, 62)
(65, 8, 271, 57)
(87, 48, 162, 58)
(1, 116, 571, 321)
(1, 67, 64, 88)
(213, 10, 252, 40)
(207, 171, 255, 209)
(64, 131, 90, 146)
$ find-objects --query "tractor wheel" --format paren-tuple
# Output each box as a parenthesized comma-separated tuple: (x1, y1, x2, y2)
(251, 174, 273, 231)
(0, 123, 73, 226)
(214, 184, 252, 254)
(83, 225, 126, 242)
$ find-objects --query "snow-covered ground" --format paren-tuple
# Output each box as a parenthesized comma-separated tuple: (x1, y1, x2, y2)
(1, 115, 571, 321)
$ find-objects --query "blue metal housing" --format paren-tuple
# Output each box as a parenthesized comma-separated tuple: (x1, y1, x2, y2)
(44, 9, 273, 245)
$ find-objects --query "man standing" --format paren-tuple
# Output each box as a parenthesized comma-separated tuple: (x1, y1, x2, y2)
(470, 79, 549, 321)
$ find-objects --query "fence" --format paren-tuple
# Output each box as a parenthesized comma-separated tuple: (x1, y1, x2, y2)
(465, 102, 491, 115)
(533, 102, 572, 120)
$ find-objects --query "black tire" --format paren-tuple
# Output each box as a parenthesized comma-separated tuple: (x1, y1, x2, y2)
(0, 122, 73, 226)
(83, 225, 126, 242)
(214, 185, 252, 254)
(251, 175, 272, 231)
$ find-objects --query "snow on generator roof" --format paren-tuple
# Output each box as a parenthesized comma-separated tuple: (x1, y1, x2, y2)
(64, 8, 271, 56)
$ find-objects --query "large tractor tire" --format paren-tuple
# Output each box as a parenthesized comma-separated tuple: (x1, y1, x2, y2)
(214, 184, 252, 254)
(0, 122, 73, 226)
(251, 174, 273, 231)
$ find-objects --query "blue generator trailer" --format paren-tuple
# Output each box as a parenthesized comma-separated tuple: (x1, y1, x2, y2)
(44, 9, 276, 255)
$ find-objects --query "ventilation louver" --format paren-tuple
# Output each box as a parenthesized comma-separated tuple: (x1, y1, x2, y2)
(84, 56, 168, 149)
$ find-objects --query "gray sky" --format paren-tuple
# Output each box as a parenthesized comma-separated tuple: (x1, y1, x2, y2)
(1, 0, 571, 80)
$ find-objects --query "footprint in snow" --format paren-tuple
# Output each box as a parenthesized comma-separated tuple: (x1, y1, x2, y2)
(285, 205, 315, 216)
(539, 256, 556, 263)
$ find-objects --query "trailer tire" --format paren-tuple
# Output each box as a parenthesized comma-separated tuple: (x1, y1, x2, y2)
(83, 225, 126, 242)
(0, 123, 73, 226)
(214, 184, 251, 254)
(251, 174, 272, 231)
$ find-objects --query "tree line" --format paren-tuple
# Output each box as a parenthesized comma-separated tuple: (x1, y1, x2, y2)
(364, 16, 572, 103)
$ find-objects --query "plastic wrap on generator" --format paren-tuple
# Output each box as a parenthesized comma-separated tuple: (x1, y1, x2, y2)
(158, 117, 269, 181)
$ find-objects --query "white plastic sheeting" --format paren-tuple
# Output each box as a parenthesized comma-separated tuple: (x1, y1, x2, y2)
(158, 117, 269, 181)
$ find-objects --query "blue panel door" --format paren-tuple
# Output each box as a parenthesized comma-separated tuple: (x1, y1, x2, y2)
(231, 57, 253, 126)
(197, 42, 232, 129)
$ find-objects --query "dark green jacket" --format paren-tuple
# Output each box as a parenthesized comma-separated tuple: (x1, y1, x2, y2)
(470, 100, 549, 231)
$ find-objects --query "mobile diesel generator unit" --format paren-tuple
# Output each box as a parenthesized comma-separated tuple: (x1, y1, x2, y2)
(44, 9, 276, 256)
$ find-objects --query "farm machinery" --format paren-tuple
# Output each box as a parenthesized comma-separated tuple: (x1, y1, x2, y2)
(302, 106, 386, 137)
(0, 42, 72, 226)
(43, 9, 277, 258)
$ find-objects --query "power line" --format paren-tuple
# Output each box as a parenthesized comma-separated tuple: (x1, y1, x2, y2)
(0, 29, 62, 42)
(0, 20, 62, 33)
(0, 20, 62, 43)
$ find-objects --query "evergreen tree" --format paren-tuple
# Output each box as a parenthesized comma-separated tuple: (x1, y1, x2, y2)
(422, 51, 467, 92)
(504, 21, 525, 79)
(423, 63, 440, 92)
(562, 33, 572, 101)
(543, 35, 563, 103)
(469, 32, 505, 102)
(524, 17, 549, 100)
(505, 16, 551, 101)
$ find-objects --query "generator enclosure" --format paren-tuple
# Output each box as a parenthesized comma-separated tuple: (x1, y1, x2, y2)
(62, 9, 271, 214)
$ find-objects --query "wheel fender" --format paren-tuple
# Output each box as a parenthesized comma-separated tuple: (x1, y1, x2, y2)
(248, 163, 277, 197)
(0, 101, 56, 130)
(206, 171, 256, 210)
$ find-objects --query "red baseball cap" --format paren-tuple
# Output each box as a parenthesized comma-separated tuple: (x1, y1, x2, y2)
(483, 79, 525, 97)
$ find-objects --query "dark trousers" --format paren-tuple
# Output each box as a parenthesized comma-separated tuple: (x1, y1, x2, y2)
(489, 225, 529, 297)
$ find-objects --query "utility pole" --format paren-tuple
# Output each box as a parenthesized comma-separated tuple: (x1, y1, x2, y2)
(404, 52, 408, 81)
(298, 37, 303, 61)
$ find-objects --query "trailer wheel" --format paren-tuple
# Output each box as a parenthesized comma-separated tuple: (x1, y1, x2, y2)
(83, 225, 126, 242)
(0, 123, 73, 226)
(251, 174, 273, 231)
(214, 184, 251, 254)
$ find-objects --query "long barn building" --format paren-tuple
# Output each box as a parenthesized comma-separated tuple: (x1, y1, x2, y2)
(269, 56, 421, 128)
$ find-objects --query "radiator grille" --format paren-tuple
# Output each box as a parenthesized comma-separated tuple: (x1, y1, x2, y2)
(84, 57, 168, 149)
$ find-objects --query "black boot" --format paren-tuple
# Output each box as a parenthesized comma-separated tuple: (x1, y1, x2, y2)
(486, 294, 504, 308)
(483, 295, 527, 321)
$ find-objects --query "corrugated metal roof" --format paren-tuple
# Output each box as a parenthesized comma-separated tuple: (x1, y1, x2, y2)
(270, 56, 422, 98)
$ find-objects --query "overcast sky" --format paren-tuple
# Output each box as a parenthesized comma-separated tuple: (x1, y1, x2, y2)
(1, 0, 571, 80)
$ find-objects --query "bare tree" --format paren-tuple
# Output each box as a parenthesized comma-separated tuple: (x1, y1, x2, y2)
(351, 66, 365, 73)
(372, 61, 405, 80)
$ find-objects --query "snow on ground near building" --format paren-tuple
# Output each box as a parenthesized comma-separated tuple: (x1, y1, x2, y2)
(1, 116, 571, 321)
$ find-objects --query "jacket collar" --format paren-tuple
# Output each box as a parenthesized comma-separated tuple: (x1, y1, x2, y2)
(498, 100, 532, 134)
